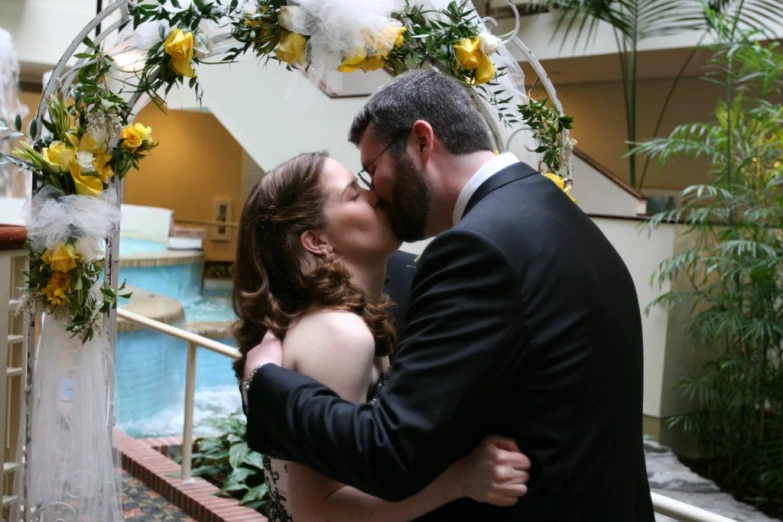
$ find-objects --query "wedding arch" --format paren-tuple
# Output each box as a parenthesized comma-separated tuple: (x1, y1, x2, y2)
(0, 0, 574, 519)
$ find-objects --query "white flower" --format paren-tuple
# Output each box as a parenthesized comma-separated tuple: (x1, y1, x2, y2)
(75, 151, 96, 173)
(73, 237, 105, 263)
(478, 31, 501, 56)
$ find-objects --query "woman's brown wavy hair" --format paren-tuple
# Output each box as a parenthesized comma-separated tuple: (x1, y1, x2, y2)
(232, 151, 396, 380)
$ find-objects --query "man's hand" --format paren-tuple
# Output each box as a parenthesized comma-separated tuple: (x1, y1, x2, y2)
(244, 330, 284, 380)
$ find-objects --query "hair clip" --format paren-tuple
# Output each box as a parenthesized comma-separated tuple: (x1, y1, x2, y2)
(259, 205, 275, 229)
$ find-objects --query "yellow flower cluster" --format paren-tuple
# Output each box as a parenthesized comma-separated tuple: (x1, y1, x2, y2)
(164, 28, 196, 78)
(40, 242, 78, 308)
(338, 26, 406, 73)
(120, 122, 153, 152)
(543, 173, 577, 202)
(42, 242, 79, 272)
(454, 37, 495, 85)
(41, 271, 71, 307)
(42, 131, 113, 197)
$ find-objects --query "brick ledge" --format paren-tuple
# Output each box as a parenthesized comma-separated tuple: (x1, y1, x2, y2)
(114, 430, 266, 522)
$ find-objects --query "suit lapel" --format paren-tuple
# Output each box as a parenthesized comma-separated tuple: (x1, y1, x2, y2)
(463, 162, 539, 217)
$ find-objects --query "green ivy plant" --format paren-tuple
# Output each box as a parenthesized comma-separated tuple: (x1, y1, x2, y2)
(186, 412, 268, 512)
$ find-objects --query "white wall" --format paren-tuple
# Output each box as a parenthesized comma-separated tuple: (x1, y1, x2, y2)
(2, 0, 95, 70)
(591, 217, 676, 418)
(575, 154, 646, 216)
(194, 59, 369, 178)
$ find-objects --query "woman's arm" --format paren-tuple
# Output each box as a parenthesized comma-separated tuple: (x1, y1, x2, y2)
(284, 310, 529, 522)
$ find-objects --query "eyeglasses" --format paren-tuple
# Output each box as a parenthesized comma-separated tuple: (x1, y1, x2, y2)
(356, 130, 410, 190)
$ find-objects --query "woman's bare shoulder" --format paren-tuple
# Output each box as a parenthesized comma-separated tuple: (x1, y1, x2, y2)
(284, 308, 375, 374)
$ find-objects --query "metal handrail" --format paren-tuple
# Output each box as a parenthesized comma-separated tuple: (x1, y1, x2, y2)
(117, 308, 238, 480)
(651, 492, 738, 522)
(116, 309, 738, 522)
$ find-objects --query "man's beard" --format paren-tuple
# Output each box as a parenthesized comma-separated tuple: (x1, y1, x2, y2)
(382, 152, 430, 242)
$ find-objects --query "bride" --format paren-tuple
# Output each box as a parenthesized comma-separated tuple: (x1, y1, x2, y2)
(233, 151, 531, 521)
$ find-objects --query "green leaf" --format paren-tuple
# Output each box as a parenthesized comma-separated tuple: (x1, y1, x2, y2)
(240, 484, 268, 504)
(243, 451, 264, 470)
(229, 442, 250, 470)
(82, 36, 98, 50)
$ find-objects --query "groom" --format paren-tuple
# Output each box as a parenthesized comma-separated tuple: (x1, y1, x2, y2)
(243, 70, 655, 520)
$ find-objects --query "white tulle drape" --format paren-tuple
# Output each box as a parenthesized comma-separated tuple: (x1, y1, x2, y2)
(14, 314, 121, 521)
(12, 184, 122, 520)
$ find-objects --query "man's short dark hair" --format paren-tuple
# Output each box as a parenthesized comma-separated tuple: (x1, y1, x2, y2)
(348, 70, 493, 155)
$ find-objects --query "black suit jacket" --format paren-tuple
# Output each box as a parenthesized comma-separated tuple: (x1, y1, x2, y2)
(246, 162, 654, 521)
(384, 249, 418, 334)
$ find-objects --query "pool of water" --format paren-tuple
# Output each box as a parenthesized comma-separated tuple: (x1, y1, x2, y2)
(116, 333, 241, 438)
(117, 237, 204, 302)
(181, 288, 236, 323)
(119, 238, 169, 256)
(114, 237, 240, 437)
(116, 284, 241, 438)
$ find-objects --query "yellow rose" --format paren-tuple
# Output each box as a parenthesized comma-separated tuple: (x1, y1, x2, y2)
(338, 49, 367, 73)
(69, 162, 104, 197)
(454, 38, 482, 70)
(42, 141, 75, 173)
(93, 152, 115, 183)
(42, 243, 79, 273)
(381, 25, 406, 49)
(454, 37, 495, 84)
(41, 271, 71, 307)
(120, 124, 144, 152)
(360, 54, 386, 72)
(132, 122, 152, 143)
(276, 32, 307, 66)
(164, 28, 196, 78)
(475, 53, 496, 85)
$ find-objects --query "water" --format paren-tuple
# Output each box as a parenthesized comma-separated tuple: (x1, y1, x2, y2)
(115, 237, 240, 437)
(120, 262, 204, 302)
(119, 238, 169, 256)
(181, 288, 236, 323)
(118, 237, 204, 302)
(119, 386, 242, 439)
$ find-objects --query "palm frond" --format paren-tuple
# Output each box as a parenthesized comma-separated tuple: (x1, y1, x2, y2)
(707, 0, 783, 40)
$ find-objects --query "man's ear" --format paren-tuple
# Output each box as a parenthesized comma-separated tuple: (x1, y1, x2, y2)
(411, 120, 434, 161)
(300, 229, 333, 256)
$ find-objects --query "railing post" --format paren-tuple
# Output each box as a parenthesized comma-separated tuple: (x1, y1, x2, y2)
(181, 341, 197, 481)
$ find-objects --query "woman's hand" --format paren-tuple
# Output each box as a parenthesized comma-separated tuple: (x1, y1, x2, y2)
(445, 435, 531, 506)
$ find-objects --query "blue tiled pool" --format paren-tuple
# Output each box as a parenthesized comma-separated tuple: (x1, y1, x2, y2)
(115, 238, 240, 438)
(119, 238, 168, 256)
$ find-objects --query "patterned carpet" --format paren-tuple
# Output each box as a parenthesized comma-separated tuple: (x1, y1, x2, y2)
(122, 471, 195, 521)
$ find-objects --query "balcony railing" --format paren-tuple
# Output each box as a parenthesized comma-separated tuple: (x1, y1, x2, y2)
(0, 226, 28, 522)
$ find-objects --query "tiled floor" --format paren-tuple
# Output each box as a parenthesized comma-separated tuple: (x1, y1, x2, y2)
(122, 471, 195, 521)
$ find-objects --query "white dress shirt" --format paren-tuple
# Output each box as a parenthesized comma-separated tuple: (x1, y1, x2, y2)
(452, 153, 520, 225)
